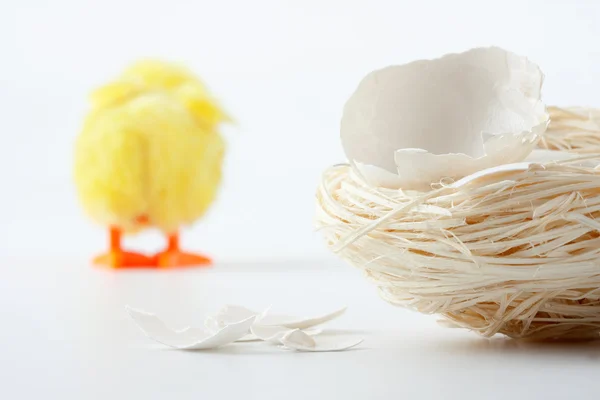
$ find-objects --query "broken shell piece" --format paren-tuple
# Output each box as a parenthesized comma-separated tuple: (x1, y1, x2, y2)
(282, 329, 316, 348)
(203, 304, 268, 341)
(258, 306, 347, 329)
(250, 324, 322, 344)
(205, 305, 346, 333)
(204, 304, 261, 332)
(280, 329, 363, 352)
(126, 306, 255, 350)
(206, 305, 345, 341)
(341, 46, 549, 190)
(233, 333, 262, 342)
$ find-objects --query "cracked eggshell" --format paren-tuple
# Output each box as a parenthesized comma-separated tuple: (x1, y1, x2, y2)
(204, 304, 260, 332)
(206, 305, 347, 331)
(280, 329, 363, 352)
(203, 305, 346, 342)
(341, 46, 549, 190)
(250, 325, 322, 344)
(127, 306, 255, 350)
(257, 306, 347, 329)
(203, 304, 265, 342)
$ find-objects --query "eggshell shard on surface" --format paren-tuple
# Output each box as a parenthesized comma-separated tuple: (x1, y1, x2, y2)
(257, 306, 347, 329)
(250, 325, 322, 344)
(128, 305, 361, 352)
(204, 304, 260, 332)
(280, 329, 363, 352)
(205, 305, 347, 331)
(203, 304, 265, 342)
(341, 47, 549, 190)
(126, 306, 255, 350)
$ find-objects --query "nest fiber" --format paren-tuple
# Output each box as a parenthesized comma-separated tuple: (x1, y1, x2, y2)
(540, 107, 600, 153)
(316, 155, 600, 340)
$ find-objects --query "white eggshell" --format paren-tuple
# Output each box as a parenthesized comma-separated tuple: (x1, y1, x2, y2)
(206, 305, 347, 330)
(341, 46, 549, 190)
(204, 304, 259, 332)
(203, 304, 266, 342)
(250, 325, 322, 344)
(257, 306, 347, 329)
(126, 306, 255, 350)
(279, 329, 363, 352)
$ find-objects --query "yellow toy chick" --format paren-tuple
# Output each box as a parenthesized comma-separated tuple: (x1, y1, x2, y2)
(74, 60, 229, 268)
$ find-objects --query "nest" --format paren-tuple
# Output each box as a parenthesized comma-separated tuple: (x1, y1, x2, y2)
(540, 106, 600, 153)
(316, 153, 600, 340)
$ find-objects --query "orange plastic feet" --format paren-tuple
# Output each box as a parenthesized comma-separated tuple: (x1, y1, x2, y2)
(93, 227, 155, 268)
(155, 251, 212, 267)
(92, 228, 210, 268)
(93, 250, 155, 268)
(154, 233, 212, 268)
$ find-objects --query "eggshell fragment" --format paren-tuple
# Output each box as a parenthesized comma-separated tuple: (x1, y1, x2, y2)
(280, 329, 363, 352)
(205, 305, 347, 332)
(250, 324, 322, 344)
(126, 306, 255, 350)
(341, 47, 549, 190)
(204, 304, 260, 333)
(256, 307, 347, 329)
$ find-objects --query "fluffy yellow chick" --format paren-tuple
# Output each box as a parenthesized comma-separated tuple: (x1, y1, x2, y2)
(74, 60, 229, 268)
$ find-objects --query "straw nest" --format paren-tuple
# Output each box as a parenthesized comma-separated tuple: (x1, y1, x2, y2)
(540, 106, 600, 153)
(316, 113, 600, 340)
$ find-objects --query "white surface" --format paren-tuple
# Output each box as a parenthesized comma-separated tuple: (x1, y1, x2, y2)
(1, 258, 599, 399)
(2, 1, 600, 261)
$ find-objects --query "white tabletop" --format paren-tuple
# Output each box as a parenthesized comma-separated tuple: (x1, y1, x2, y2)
(2, 257, 599, 399)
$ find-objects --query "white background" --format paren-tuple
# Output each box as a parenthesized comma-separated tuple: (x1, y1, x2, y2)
(1, 0, 600, 262)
